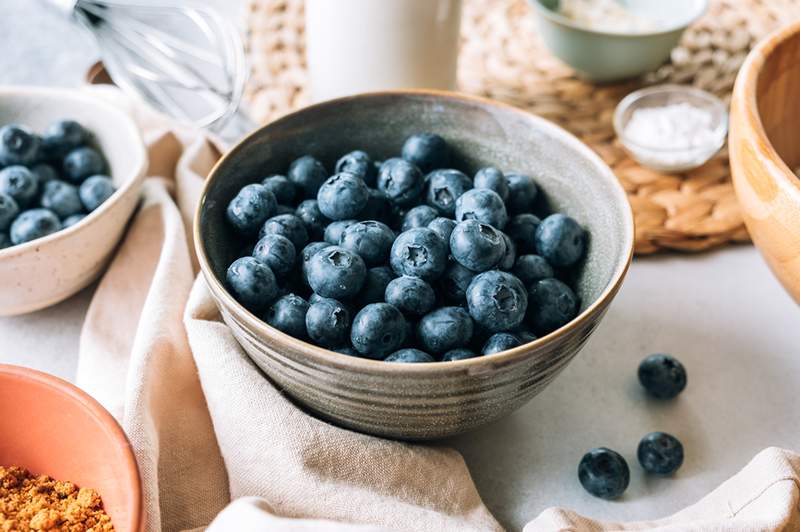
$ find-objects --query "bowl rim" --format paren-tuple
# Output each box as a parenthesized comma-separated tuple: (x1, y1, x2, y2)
(0, 86, 147, 258)
(530, 0, 708, 38)
(0, 363, 142, 531)
(613, 83, 729, 154)
(194, 88, 634, 375)
(731, 19, 800, 196)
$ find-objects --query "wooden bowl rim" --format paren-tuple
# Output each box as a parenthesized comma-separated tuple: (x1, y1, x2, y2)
(194, 88, 634, 376)
(732, 19, 800, 194)
(0, 364, 142, 531)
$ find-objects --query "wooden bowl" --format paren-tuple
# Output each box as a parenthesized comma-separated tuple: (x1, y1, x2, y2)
(195, 90, 633, 440)
(0, 364, 142, 531)
(0, 87, 147, 316)
(730, 22, 800, 303)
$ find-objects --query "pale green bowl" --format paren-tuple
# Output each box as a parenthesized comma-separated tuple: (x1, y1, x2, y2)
(531, 0, 708, 82)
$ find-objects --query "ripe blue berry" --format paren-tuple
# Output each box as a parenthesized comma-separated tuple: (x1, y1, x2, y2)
(505, 173, 538, 214)
(455, 188, 508, 229)
(40, 180, 83, 218)
(79, 175, 115, 212)
(384, 275, 435, 316)
(9, 208, 61, 245)
(466, 270, 528, 332)
(32, 163, 59, 184)
(0, 193, 19, 231)
(417, 306, 474, 354)
(0, 124, 40, 166)
(339, 220, 395, 266)
(63, 147, 105, 183)
(638, 354, 687, 399)
(506, 214, 541, 254)
(351, 303, 407, 359)
(638, 432, 684, 475)
(441, 348, 479, 362)
(498, 232, 516, 271)
(536, 213, 586, 267)
(401, 133, 449, 172)
(253, 233, 296, 277)
(260, 214, 309, 250)
(427, 217, 456, 244)
(578, 448, 630, 499)
(295, 199, 329, 240)
(513, 254, 554, 285)
(473, 167, 509, 201)
(450, 220, 505, 272)
(324, 219, 358, 245)
(401, 205, 438, 231)
(306, 297, 351, 348)
(42, 120, 88, 159)
(335, 150, 376, 186)
(288, 155, 327, 198)
(482, 332, 522, 355)
(377, 158, 424, 206)
(226, 183, 276, 235)
(527, 278, 579, 334)
(385, 348, 435, 363)
(0, 166, 39, 208)
(425, 169, 472, 216)
(261, 175, 296, 205)
(306, 246, 366, 299)
(265, 294, 309, 339)
(390, 227, 448, 282)
(317, 172, 369, 220)
(63, 214, 86, 228)
(226, 256, 279, 312)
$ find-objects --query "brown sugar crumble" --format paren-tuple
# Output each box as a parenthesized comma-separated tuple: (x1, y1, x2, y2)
(0, 466, 114, 531)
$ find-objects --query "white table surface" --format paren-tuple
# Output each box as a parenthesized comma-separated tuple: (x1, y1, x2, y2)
(3, 3, 800, 531)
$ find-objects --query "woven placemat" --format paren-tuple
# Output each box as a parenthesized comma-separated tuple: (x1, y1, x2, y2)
(243, 0, 800, 254)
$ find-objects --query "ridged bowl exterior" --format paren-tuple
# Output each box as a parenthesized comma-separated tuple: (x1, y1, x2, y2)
(196, 91, 633, 440)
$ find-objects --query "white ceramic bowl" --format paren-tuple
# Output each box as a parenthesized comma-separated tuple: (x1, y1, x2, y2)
(0, 87, 147, 316)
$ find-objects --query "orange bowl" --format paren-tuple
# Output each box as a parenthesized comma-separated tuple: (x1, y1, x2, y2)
(730, 21, 800, 303)
(0, 364, 142, 531)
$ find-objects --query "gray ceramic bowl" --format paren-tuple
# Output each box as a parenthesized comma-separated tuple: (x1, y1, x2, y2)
(195, 91, 633, 440)
(531, 0, 708, 82)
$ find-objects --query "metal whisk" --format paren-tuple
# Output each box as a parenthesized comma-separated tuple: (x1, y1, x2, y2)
(49, 0, 255, 142)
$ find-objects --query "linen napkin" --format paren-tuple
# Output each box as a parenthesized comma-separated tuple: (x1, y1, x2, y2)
(74, 87, 800, 532)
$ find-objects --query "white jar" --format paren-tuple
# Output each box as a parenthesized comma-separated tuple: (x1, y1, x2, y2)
(305, 0, 462, 102)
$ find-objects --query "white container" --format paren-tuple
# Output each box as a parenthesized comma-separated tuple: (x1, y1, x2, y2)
(305, 0, 462, 102)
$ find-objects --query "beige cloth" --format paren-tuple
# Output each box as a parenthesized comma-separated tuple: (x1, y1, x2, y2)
(74, 88, 800, 532)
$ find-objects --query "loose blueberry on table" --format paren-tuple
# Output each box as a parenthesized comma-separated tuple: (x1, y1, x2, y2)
(0, 119, 116, 248)
(578, 447, 630, 499)
(638, 353, 687, 399)
(222, 132, 588, 362)
(638, 432, 684, 475)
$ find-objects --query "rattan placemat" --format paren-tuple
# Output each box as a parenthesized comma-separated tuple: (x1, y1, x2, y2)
(244, 0, 800, 254)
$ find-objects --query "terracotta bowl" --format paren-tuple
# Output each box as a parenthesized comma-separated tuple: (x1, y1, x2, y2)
(730, 21, 800, 303)
(195, 91, 634, 440)
(0, 87, 147, 316)
(0, 364, 141, 531)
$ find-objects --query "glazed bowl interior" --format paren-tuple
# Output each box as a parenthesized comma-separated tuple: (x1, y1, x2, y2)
(0, 364, 141, 532)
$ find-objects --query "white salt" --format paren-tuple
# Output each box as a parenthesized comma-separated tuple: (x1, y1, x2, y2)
(558, 0, 660, 33)
(623, 102, 717, 151)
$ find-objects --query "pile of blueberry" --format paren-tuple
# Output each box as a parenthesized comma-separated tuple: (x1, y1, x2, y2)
(225, 132, 587, 362)
(578, 353, 687, 499)
(0, 120, 116, 249)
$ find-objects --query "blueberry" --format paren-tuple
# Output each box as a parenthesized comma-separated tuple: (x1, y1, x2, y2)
(358, 189, 392, 224)
(438, 261, 475, 304)
(261, 175, 296, 205)
(578, 448, 630, 500)
(335, 150, 376, 186)
(265, 294, 309, 339)
(384, 276, 435, 316)
(226, 256, 279, 313)
(300, 241, 331, 278)
(417, 306, 473, 354)
(295, 199, 329, 240)
(63, 147, 105, 183)
(384, 348, 435, 363)
(637, 432, 684, 475)
(42, 120, 88, 159)
(0, 193, 19, 231)
(482, 332, 522, 355)
(513, 254, 554, 285)
(514, 329, 538, 344)
(377, 158, 424, 206)
(425, 169, 472, 216)
(505, 174, 538, 214)
(306, 246, 366, 299)
(78, 175, 116, 212)
(506, 214, 541, 254)
(390, 227, 448, 282)
(357, 266, 395, 305)
(466, 270, 527, 332)
(253, 233, 296, 277)
(339, 220, 395, 266)
(536, 213, 586, 267)
(9, 208, 61, 245)
(427, 217, 456, 245)
(638, 354, 687, 399)
(474, 167, 509, 202)
(498, 232, 516, 271)
(0, 124, 40, 166)
(0, 166, 39, 207)
(324, 219, 358, 245)
(32, 163, 59, 184)
(317, 172, 369, 220)
(401, 205, 438, 232)
(306, 297, 351, 348)
(0, 232, 10, 249)
(527, 278, 579, 334)
(335, 346, 359, 357)
(287, 155, 328, 198)
(40, 180, 83, 218)
(455, 189, 508, 229)
(450, 220, 505, 272)
(350, 303, 407, 359)
(63, 214, 86, 228)
(401, 133, 449, 172)
(441, 348, 479, 362)
(260, 214, 309, 250)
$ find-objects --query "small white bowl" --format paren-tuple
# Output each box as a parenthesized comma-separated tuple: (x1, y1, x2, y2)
(613, 84, 728, 173)
(0, 87, 147, 316)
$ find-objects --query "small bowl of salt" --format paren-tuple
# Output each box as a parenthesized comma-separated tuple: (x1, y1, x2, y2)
(613, 84, 728, 173)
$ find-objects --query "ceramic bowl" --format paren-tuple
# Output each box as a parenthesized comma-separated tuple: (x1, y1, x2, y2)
(0, 87, 147, 316)
(730, 21, 800, 304)
(195, 90, 634, 440)
(530, 0, 707, 82)
(0, 364, 141, 531)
